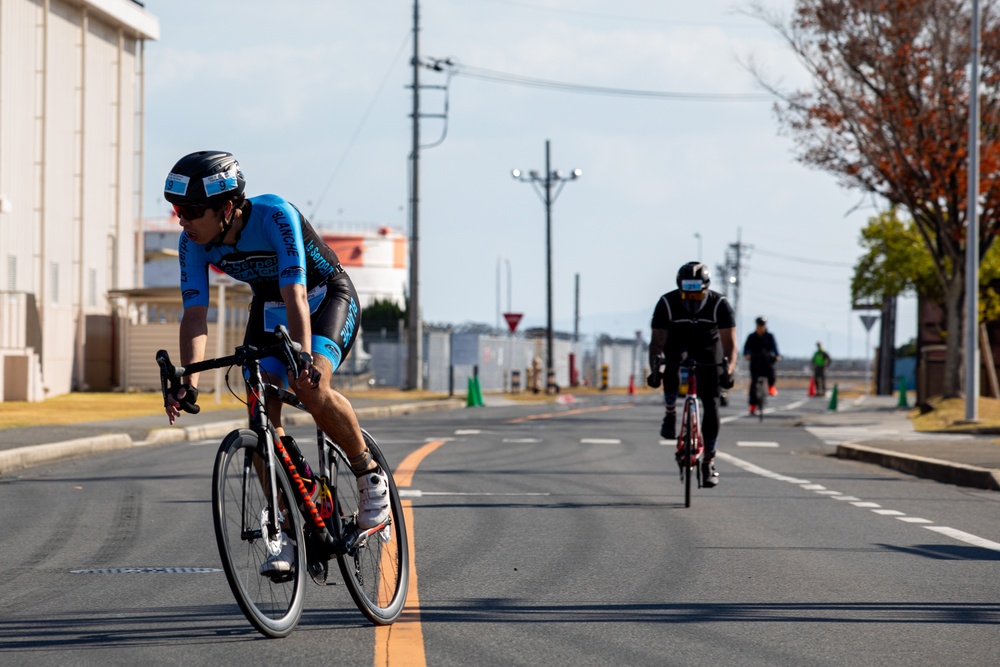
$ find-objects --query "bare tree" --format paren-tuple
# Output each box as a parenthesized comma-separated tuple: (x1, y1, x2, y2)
(746, 0, 1000, 397)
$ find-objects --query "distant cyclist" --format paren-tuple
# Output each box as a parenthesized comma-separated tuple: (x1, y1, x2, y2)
(743, 316, 781, 415)
(811, 341, 832, 396)
(647, 262, 737, 487)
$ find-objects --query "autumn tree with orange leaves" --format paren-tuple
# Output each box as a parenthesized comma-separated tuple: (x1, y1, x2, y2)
(747, 0, 1000, 397)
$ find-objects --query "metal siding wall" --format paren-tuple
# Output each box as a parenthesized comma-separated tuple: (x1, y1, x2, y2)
(0, 1, 147, 399)
(40, 1, 82, 394)
(83, 17, 118, 302)
(1, 2, 42, 296)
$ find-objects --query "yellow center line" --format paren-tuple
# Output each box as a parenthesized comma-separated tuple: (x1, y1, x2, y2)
(375, 439, 446, 667)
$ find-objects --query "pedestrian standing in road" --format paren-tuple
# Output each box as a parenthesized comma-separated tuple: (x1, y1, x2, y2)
(811, 341, 832, 397)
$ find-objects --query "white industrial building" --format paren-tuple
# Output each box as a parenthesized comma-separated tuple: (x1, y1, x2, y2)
(0, 0, 158, 400)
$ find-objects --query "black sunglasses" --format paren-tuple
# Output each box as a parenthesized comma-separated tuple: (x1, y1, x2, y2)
(173, 204, 209, 220)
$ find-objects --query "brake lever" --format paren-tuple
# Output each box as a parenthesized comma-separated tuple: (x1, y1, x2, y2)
(273, 325, 303, 377)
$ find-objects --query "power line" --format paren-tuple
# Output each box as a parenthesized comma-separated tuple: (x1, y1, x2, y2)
(310, 32, 411, 220)
(751, 246, 854, 268)
(450, 63, 772, 101)
(467, 0, 764, 28)
(749, 267, 849, 284)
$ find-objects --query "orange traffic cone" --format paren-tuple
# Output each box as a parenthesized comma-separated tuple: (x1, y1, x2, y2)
(807, 376, 816, 397)
(628, 375, 637, 395)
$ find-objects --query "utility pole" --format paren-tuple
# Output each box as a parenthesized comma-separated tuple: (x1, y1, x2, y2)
(574, 273, 580, 343)
(406, 0, 422, 390)
(965, 0, 981, 421)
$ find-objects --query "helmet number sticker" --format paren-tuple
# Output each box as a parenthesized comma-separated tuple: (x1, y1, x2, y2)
(680, 279, 704, 291)
(164, 173, 190, 196)
(203, 167, 238, 196)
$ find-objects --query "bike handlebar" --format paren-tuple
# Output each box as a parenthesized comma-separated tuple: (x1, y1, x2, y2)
(156, 325, 304, 407)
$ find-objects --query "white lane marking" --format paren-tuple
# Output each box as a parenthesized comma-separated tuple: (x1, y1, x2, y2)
(426, 437, 455, 442)
(816, 490, 842, 496)
(924, 526, 1000, 551)
(801, 484, 827, 490)
(737, 441, 780, 448)
(398, 489, 550, 498)
(718, 451, 1000, 552)
(190, 440, 218, 446)
(581, 438, 621, 444)
(503, 437, 541, 443)
(785, 399, 807, 410)
(455, 429, 481, 435)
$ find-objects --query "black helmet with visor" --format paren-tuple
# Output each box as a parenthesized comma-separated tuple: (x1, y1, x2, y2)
(676, 261, 710, 301)
(164, 151, 245, 212)
(165, 151, 246, 244)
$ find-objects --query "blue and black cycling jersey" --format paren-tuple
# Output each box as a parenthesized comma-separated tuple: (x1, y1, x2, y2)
(178, 193, 341, 308)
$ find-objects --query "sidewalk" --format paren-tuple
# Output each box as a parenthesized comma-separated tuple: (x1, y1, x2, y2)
(800, 394, 1000, 491)
(0, 395, 464, 476)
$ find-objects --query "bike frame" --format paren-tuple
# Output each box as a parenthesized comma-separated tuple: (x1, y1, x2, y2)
(157, 329, 380, 563)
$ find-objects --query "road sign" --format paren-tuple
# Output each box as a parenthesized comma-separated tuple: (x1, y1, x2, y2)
(503, 312, 523, 333)
(860, 314, 879, 331)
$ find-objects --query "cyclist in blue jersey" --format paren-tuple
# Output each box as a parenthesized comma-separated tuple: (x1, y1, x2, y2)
(161, 151, 388, 578)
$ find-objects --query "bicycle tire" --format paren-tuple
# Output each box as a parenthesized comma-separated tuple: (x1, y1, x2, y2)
(757, 377, 766, 422)
(331, 430, 409, 625)
(684, 401, 695, 508)
(212, 429, 306, 638)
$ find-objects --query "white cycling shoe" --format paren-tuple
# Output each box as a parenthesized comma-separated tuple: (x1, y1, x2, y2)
(357, 466, 390, 531)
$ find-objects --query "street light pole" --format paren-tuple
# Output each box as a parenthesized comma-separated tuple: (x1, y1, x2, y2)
(512, 139, 581, 392)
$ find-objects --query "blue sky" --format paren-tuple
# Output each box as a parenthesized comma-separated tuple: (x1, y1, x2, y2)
(141, 0, 916, 358)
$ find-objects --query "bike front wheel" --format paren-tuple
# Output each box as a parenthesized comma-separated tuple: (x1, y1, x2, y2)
(213, 429, 307, 638)
(683, 402, 695, 508)
(330, 429, 409, 625)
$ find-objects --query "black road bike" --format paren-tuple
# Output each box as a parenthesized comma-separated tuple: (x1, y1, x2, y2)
(156, 326, 408, 638)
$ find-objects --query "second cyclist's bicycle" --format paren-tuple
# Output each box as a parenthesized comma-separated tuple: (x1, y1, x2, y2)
(156, 326, 408, 638)
(749, 374, 767, 422)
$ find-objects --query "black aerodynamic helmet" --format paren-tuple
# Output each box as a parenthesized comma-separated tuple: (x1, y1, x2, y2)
(756, 316, 767, 326)
(163, 151, 245, 207)
(676, 261, 710, 293)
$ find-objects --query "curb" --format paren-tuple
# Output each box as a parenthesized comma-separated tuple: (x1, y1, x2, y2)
(0, 434, 134, 476)
(836, 443, 1000, 491)
(0, 399, 465, 476)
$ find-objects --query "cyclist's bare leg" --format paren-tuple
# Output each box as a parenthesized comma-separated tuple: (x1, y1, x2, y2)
(285, 356, 376, 474)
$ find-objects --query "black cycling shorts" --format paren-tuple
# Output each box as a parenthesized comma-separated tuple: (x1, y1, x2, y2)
(244, 271, 360, 381)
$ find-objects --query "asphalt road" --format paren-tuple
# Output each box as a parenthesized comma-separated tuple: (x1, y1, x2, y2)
(2, 392, 999, 666)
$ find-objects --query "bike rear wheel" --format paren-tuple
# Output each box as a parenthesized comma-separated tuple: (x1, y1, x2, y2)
(213, 429, 306, 638)
(330, 430, 409, 625)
